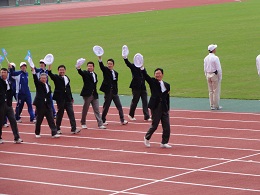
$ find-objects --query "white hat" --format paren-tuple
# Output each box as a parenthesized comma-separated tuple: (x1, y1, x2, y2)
(10, 62, 16, 67)
(43, 54, 54, 65)
(93, 45, 104, 56)
(133, 53, 144, 68)
(20, 62, 27, 67)
(39, 59, 45, 63)
(208, 44, 217, 52)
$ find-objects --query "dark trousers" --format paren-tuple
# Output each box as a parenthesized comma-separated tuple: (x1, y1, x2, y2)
(15, 93, 35, 121)
(81, 95, 103, 127)
(50, 94, 56, 116)
(3, 93, 16, 125)
(129, 89, 150, 120)
(35, 94, 56, 118)
(56, 100, 76, 131)
(102, 89, 125, 123)
(0, 103, 20, 140)
(145, 103, 170, 144)
(35, 104, 57, 136)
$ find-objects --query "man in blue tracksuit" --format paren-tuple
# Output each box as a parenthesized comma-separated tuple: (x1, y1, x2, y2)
(10, 62, 35, 123)
(34, 59, 56, 118)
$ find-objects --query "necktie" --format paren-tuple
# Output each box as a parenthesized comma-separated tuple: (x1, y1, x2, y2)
(5, 80, 10, 90)
(111, 70, 116, 80)
(45, 83, 49, 93)
(159, 81, 166, 93)
(91, 72, 96, 83)
(63, 76, 69, 86)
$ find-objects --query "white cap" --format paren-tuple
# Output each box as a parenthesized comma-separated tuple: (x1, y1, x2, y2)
(10, 62, 16, 67)
(208, 44, 217, 52)
(20, 62, 27, 67)
(39, 59, 45, 63)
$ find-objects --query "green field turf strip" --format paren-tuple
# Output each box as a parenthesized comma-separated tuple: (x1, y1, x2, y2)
(1, 0, 260, 99)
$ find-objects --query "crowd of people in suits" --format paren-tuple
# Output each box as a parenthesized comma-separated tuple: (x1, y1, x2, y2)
(0, 46, 172, 148)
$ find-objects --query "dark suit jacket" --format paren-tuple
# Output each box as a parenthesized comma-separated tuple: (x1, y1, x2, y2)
(99, 61, 118, 94)
(77, 68, 98, 99)
(48, 70, 73, 102)
(124, 58, 146, 90)
(0, 77, 13, 107)
(32, 74, 52, 108)
(142, 68, 170, 111)
(0, 77, 7, 106)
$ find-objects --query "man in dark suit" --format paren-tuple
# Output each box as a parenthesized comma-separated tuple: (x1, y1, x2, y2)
(2, 62, 16, 128)
(34, 59, 56, 118)
(31, 69, 59, 138)
(97, 56, 128, 125)
(123, 57, 150, 121)
(76, 61, 106, 129)
(48, 64, 80, 135)
(0, 67, 23, 144)
(142, 67, 171, 148)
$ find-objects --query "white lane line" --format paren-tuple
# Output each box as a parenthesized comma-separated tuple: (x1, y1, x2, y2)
(0, 163, 155, 181)
(0, 162, 260, 194)
(0, 150, 198, 171)
(5, 124, 260, 142)
(72, 105, 260, 116)
(4, 131, 260, 152)
(17, 115, 260, 133)
(111, 152, 260, 195)
(0, 177, 145, 195)
(1, 138, 260, 164)
(1, 152, 260, 177)
(73, 111, 260, 123)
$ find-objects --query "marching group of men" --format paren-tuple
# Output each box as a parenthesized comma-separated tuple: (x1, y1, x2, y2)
(0, 47, 172, 148)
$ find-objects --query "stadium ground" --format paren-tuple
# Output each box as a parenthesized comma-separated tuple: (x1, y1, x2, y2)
(1, 1, 260, 194)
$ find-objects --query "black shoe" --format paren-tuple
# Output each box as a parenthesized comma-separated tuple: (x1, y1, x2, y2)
(71, 129, 81, 134)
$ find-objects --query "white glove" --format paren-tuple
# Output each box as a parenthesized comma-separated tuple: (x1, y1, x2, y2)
(75, 58, 86, 68)
(28, 56, 35, 69)
(122, 45, 129, 59)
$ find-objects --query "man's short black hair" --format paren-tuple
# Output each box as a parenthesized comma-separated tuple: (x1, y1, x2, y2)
(154, 68, 164, 74)
(58, 65, 66, 70)
(87, 61, 95, 67)
(1, 68, 8, 72)
(107, 58, 115, 64)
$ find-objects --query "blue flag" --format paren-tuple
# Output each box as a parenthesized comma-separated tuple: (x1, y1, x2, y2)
(0, 55, 4, 63)
(2, 48, 8, 56)
(24, 50, 31, 60)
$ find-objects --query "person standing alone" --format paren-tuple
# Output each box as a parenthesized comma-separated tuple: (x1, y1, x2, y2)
(204, 44, 222, 110)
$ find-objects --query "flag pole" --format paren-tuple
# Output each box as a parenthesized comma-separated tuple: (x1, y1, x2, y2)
(5, 56, 10, 64)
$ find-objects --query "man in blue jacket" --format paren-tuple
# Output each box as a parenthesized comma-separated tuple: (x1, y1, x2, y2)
(10, 62, 35, 123)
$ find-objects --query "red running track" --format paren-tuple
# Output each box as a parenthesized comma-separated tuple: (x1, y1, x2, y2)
(0, 0, 236, 27)
(0, 105, 260, 194)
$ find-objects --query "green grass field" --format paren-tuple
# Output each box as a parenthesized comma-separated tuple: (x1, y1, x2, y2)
(1, 0, 260, 99)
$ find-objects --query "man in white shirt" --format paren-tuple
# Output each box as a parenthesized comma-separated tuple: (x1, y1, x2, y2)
(204, 44, 222, 110)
